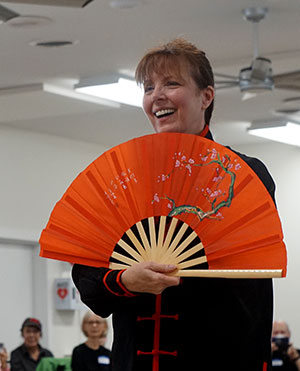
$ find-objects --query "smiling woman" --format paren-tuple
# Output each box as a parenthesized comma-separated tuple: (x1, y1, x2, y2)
(72, 38, 283, 371)
(9, 318, 53, 371)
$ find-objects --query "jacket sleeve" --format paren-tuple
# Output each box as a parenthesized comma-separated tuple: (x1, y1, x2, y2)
(72, 264, 136, 317)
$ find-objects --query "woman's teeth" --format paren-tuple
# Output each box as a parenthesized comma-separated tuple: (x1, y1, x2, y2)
(154, 109, 175, 118)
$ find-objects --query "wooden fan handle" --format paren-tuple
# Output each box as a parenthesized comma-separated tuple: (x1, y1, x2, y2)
(172, 269, 283, 278)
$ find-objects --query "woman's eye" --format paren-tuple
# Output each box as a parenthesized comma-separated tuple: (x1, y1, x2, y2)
(144, 85, 154, 93)
(166, 81, 180, 87)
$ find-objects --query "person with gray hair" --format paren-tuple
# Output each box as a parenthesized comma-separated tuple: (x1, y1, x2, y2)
(71, 311, 111, 371)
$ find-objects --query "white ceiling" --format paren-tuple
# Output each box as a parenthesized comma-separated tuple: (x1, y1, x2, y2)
(1, 0, 300, 148)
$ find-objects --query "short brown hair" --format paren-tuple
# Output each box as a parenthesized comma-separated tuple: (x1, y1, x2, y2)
(135, 38, 215, 125)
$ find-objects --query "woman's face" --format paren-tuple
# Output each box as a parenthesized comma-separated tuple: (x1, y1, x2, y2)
(22, 327, 41, 348)
(142, 67, 214, 135)
(84, 314, 106, 339)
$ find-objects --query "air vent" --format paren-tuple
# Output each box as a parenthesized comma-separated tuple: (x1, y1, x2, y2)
(7, 16, 52, 27)
(30, 40, 77, 48)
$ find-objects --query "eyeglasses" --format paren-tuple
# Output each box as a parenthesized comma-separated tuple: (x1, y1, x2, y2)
(86, 320, 104, 326)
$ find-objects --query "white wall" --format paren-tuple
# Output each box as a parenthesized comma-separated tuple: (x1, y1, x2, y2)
(0, 126, 113, 358)
(233, 140, 300, 346)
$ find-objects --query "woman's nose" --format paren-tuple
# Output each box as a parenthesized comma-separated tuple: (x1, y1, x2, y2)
(152, 85, 166, 101)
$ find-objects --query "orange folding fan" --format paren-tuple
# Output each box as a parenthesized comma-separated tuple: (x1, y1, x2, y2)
(39, 133, 287, 278)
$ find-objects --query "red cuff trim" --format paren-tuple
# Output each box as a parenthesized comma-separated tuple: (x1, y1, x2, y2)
(103, 270, 119, 296)
(102, 269, 136, 297)
(116, 270, 136, 297)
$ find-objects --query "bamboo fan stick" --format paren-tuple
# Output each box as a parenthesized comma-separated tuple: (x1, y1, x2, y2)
(136, 221, 152, 260)
(125, 229, 148, 261)
(177, 256, 207, 269)
(161, 223, 189, 262)
(110, 251, 139, 266)
(148, 217, 157, 261)
(155, 216, 167, 262)
(172, 269, 283, 278)
(117, 239, 144, 263)
(172, 243, 204, 265)
(168, 231, 199, 260)
(160, 218, 179, 255)
(109, 262, 130, 270)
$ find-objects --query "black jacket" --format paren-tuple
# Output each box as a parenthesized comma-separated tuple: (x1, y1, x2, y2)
(72, 131, 275, 371)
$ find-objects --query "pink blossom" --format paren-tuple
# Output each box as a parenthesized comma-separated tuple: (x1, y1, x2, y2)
(175, 160, 181, 167)
(153, 193, 160, 203)
(186, 164, 192, 174)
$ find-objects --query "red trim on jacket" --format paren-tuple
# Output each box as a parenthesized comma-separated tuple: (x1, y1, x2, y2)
(137, 294, 178, 371)
(116, 270, 136, 297)
(102, 269, 135, 297)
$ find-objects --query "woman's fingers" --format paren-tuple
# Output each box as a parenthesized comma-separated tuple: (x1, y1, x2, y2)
(121, 262, 180, 294)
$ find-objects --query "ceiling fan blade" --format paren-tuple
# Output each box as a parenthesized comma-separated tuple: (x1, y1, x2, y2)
(0, 4, 19, 21)
(215, 82, 239, 90)
(214, 72, 239, 81)
(1, 0, 93, 7)
(273, 70, 300, 92)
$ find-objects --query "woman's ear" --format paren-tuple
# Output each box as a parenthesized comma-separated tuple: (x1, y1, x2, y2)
(202, 86, 215, 109)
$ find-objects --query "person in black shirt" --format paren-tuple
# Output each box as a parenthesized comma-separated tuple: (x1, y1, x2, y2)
(272, 320, 300, 370)
(10, 317, 53, 371)
(71, 311, 111, 371)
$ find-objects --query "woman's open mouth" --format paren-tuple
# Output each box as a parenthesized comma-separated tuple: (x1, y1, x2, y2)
(154, 108, 176, 118)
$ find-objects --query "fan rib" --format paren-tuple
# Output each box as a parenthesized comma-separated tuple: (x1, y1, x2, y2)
(157, 216, 166, 246)
(175, 269, 283, 278)
(161, 218, 179, 255)
(172, 243, 204, 264)
(148, 217, 157, 260)
(111, 251, 138, 266)
(170, 231, 199, 259)
(163, 223, 189, 261)
(177, 256, 207, 269)
(125, 229, 148, 261)
(136, 221, 152, 260)
(109, 262, 130, 270)
(116, 239, 144, 263)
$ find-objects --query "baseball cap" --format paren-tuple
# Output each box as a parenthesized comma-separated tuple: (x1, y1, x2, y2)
(21, 318, 42, 332)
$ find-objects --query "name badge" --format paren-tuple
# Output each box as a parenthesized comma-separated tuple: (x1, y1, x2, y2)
(98, 356, 110, 365)
(272, 358, 284, 367)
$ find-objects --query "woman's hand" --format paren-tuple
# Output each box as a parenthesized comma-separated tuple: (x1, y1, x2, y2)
(121, 262, 180, 295)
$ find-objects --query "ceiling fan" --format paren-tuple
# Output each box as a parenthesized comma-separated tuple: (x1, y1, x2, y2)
(0, 0, 93, 21)
(214, 7, 300, 95)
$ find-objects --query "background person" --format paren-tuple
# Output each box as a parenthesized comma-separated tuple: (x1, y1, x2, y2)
(72, 38, 279, 371)
(10, 318, 53, 371)
(272, 320, 300, 370)
(71, 311, 111, 371)
(0, 344, 9, 371)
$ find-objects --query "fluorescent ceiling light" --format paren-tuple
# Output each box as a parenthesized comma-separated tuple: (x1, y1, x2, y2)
(248, 121, 300, 147)
(75, 78, 143, 108)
